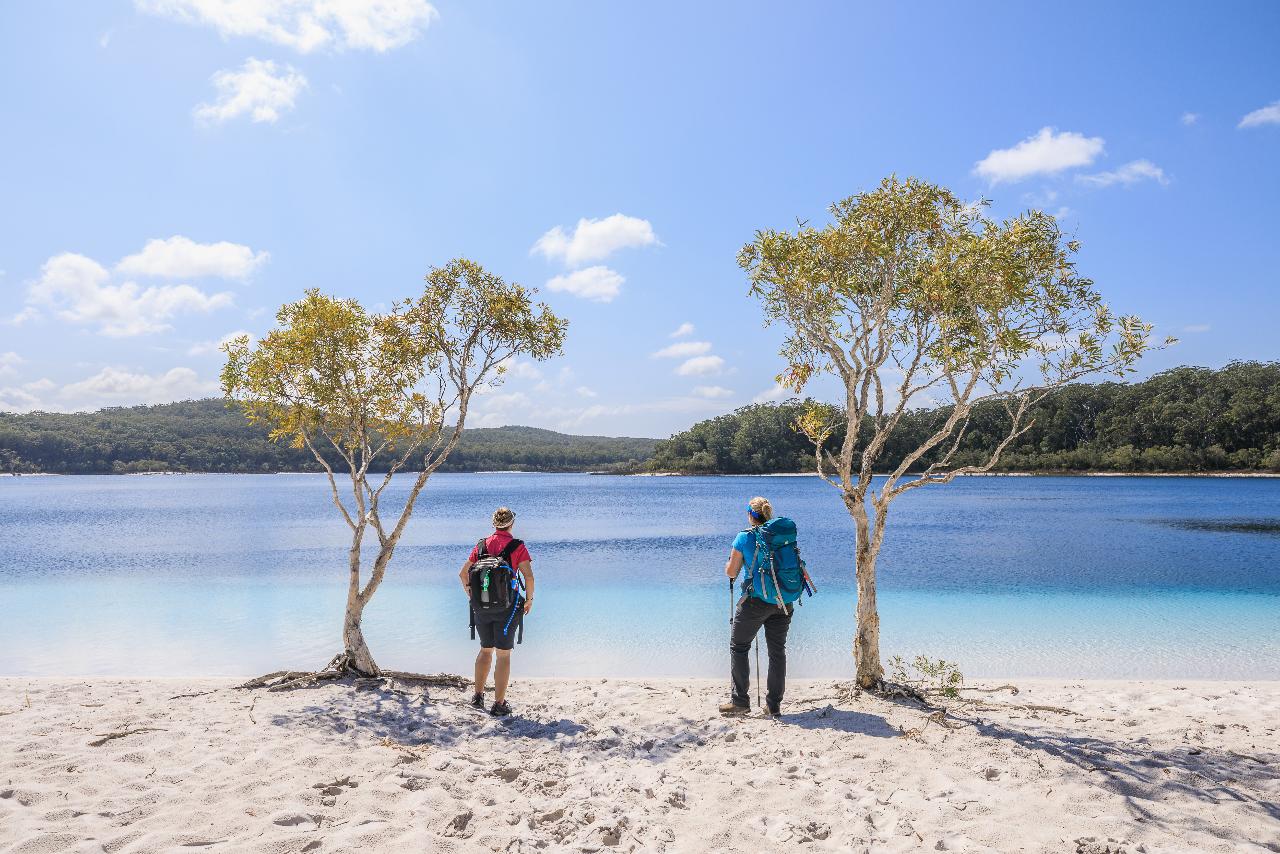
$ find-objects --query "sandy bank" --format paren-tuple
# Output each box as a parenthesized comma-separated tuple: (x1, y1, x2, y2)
(1, 677, 1276, 853)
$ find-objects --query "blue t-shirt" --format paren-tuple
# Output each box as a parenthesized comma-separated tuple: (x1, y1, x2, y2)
(733, 528, 767, 579)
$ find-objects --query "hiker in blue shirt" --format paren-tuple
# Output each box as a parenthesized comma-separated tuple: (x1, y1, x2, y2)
(720, 496, 812, 717)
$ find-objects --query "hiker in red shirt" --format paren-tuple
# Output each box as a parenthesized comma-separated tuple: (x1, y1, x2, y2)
(459, 506, 535, 717)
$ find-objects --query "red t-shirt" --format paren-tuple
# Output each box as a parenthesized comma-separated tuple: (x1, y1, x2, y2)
(468, 530, 532, 567)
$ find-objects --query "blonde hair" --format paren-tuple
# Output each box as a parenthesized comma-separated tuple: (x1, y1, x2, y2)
(492, 507, 515, 530)
(748, 496, 773, 524)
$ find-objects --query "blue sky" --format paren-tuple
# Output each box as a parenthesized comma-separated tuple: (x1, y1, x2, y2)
(1, 1, 1277, 437)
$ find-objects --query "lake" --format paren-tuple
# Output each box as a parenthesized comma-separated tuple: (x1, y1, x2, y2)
(1, 473, 1277, 680)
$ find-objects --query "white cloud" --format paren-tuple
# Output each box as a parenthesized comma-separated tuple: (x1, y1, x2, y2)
(1052, 206, 1073, 221)
(693, 385, 733, 399)
(9, 306, 40, 325)
(532, 214, 657, 266)
(575, 386, 598, 398)
(26, 252, 234, 337)
(0, 385, 41, 413)
(194, 58, 307, 125)
(60, 366, 216, 405)
(0, 352, 24, 377)
(543, 396, 725, 430)
(651, 340, 712, 359)
(752, 382, 791, 404)
(1077, 159, 1169, 188)
(469, 390, 533, 426)
(1239, 100, 1280, 129)
(1, 367, 217, 412)
(188, 329, 254, 355)
(500, 359, 543, 381)
(118, 236, 268, 279)
(675, 355, 725, 377)
(669, 322, 694, 338)
(974, 127, 1105, 184)
(480, 391, 530, 411)
(546, 266, 624, 303)
(1180, 112, 1200, 126)
(136, 0, 437, 53)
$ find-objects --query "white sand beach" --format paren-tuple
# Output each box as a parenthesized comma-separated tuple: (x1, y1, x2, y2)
(2, 676, 1277, 853)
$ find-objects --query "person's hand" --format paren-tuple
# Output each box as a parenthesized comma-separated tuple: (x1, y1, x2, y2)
(462, 584, 471, 600)
(523, 598, 534, 615)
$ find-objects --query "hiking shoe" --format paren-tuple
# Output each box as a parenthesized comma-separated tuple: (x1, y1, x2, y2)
(719, 702, 750, 717)
(490, 700, 511, 717)
(765, 703, 781, 717)
(470, 692, 485, 709)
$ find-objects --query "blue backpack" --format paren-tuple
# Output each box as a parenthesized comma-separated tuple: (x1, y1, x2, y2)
(746, 517, 812, 607)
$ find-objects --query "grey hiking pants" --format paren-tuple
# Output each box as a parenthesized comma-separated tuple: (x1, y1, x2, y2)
(730, 595, 793, 709)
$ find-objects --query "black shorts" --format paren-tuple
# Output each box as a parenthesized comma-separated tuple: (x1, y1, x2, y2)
(474, 608, 523, 650)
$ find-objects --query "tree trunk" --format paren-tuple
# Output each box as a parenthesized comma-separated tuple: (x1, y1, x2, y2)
(849, 497, 884, 689)
(337, 523, 379, 676)
(341, 599, 379, 676)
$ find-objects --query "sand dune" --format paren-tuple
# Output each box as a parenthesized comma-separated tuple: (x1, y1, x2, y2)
(1, 677, 1276, 853)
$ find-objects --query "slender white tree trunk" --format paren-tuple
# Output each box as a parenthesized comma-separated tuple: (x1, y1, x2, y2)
(339, 524, 379, 676)
(342, 598, 378, 676)
(849, 496, 884, 688)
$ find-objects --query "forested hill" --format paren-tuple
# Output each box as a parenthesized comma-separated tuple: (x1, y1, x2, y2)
(0, 400, 657, 474)
(5, 362, 1279, 476)
(647, 362, 1280, 474)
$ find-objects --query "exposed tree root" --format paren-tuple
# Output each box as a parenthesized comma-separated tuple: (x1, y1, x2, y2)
(236, 659, 470, 696)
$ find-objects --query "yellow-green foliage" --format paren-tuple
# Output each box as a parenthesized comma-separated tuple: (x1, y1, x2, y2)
(220, 258, 566, 465)
(738, 175, 1162, 404)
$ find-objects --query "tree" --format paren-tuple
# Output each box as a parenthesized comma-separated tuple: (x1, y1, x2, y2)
(739, 176, 1163, 688)
(221, 259, 566, 676)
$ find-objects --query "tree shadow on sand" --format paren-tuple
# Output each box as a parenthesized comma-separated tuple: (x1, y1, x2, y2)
(264, 679, 718, 764)
(779, 705, 899, 737)
(863, 684, 1280, 849)
(267, 681, 585, 746)
(963, 713, 1280, 830)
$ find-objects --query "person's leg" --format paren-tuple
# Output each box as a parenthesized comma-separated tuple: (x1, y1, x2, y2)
(494, 649, 513, 703)
(728, 598, 766, 708)
(763, 604, 793, 712)
(474, 647, 494, 696)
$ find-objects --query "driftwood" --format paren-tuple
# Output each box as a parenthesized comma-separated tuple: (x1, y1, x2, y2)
(168, 689, 219, 700)
(961, 684, 1020, 695)
(89, 727, 166, 747)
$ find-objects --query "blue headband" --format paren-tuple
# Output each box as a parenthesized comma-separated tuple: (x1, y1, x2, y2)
(747, 505, 764, 521)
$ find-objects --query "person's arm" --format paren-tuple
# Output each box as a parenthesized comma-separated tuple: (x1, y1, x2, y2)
(519, 561, 534, 613)
(459, 560, 472, 597)
(725, 548, 744, 579)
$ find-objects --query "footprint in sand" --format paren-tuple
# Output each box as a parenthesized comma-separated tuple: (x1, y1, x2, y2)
(311, 775, 358, 806)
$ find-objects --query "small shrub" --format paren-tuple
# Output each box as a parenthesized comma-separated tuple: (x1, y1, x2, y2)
(888, 654, 964, 698)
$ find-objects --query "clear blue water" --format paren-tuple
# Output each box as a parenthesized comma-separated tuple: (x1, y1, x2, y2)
(1, 473, 1277, 679)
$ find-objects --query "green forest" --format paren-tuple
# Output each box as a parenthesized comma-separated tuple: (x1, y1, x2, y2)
(646, 362, 1280, 474)
(0, 399, 656, 474)
(3, 362, 1278, 475)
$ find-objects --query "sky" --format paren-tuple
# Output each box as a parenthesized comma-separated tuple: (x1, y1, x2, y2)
(1, 1, 1277, 438)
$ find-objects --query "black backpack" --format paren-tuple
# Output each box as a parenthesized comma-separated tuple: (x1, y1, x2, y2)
(468, 537, 526, 642)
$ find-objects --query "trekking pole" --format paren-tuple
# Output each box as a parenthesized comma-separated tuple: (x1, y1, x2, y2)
(728, 578, 734, 625)
(754, 637, 762, 709)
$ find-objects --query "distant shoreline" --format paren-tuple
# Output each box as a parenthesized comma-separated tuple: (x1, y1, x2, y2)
(629, 470, 1280, 478)
(5, 469, 1280, 479)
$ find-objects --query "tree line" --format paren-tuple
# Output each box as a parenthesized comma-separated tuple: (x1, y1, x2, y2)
(646, 362, 1280, 474)
(4, 362, 1278, 477)
(0, 398, 656, 475)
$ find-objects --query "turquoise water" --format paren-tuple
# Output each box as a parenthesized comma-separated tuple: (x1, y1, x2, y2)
(1, 473, 1277, 679)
